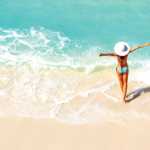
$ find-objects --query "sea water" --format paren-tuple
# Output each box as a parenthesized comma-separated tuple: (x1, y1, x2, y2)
(0, 0, 150, 124)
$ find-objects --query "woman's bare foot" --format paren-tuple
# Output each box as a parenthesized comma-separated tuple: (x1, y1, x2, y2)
(122, 97, 126, 103)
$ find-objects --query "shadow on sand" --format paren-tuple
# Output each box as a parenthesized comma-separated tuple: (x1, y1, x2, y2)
(126, 86, 150, 103)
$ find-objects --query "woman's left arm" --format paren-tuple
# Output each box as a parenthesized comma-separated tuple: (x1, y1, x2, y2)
(129, 42, 150, 53)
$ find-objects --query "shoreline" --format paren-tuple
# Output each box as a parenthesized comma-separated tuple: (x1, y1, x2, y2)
(0, 75, 150, 123)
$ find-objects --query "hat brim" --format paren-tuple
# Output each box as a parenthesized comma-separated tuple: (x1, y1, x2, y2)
(114, 42, 130, 56)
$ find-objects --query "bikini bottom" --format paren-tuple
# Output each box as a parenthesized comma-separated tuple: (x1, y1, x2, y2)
(116, 67, 128, 73)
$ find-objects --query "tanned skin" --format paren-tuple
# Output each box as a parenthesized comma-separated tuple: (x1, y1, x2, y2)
(99, 42, 150, 103)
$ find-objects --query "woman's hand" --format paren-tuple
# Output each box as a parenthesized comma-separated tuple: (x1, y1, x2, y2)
(99, 52, 103, 57)
(145, 42, 150, 46)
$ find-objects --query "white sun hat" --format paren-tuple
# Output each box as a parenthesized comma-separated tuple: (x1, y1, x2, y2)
(114, 42, 130, 56)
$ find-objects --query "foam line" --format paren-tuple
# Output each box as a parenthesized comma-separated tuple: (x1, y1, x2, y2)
(101, 91, 118, 102)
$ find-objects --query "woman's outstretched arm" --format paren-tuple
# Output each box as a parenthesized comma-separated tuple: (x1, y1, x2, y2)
(129, 42, 150, 53)
(99, 52, 117, 57)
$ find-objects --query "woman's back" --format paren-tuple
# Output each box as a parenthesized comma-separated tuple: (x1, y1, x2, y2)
(117, 55, 128, 68)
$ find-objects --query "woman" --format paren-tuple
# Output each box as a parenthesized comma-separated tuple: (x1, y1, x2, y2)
(99, 42, 150, 102)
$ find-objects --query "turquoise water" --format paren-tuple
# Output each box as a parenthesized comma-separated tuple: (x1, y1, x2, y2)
(0, 0, 150, 123)
(0, 0, 150, 70)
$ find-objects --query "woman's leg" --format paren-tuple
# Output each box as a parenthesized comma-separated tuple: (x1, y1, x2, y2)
(122, 70, 129, 101)
(116, 70, 124, 96)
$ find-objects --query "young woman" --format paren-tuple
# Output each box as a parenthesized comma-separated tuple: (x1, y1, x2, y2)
(99, 42, 150, 102)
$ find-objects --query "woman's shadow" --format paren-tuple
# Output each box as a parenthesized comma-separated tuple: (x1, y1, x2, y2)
(126, 86, 150, 103)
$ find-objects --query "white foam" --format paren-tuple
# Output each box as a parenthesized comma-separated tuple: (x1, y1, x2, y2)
(0, 27, 119, 73)
(101, 91, 118, 102)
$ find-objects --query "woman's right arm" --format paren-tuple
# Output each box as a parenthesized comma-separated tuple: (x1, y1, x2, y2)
(99, 52, 117, 57)
(129, 42, 150, 53)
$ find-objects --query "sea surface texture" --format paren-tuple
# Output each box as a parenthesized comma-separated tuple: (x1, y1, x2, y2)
(0, 0, 150, 124)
